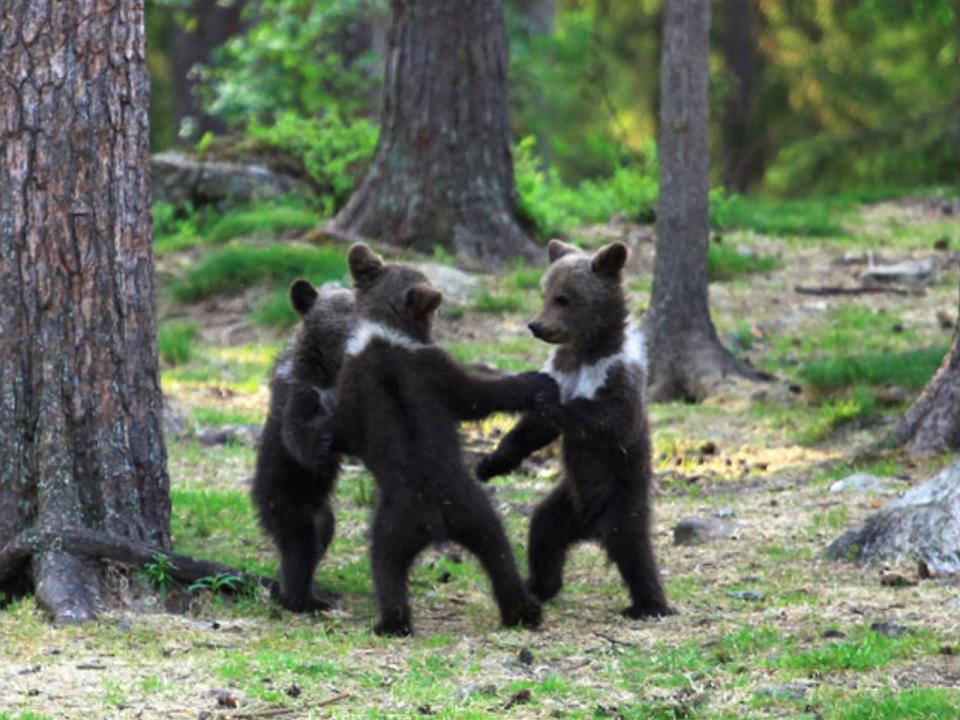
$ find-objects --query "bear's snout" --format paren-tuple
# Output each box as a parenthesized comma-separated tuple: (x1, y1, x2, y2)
(528, 321, 545, 339)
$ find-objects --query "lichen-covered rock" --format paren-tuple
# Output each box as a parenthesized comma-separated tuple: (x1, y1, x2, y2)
(826, 461, 960, 574)
(151, 151, 311, 208)
(673, 516, 739, 545)
(828, 473, 905, 495)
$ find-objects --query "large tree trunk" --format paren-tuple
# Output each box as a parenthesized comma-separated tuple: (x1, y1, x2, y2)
(0, 0, 170, 622)
(330, 0, 537, 266)
(643, 0, 764, 402)
(895, 287, 960, 456)
(169, 0, 246, 141)
(720, 0, 766, 192)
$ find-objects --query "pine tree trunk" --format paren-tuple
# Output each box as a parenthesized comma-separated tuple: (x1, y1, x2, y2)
(895, 287, 960, 456)
(643, 0, 765, 402)
(720, 0, 766, 192)
(330, 0, 537, 266)
(0, 0, 170, 622)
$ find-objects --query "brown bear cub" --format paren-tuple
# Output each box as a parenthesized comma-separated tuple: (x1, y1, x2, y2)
(312, 243, 555, 636)
(251, 280, 354, 613)
(476, 240, 674, 619)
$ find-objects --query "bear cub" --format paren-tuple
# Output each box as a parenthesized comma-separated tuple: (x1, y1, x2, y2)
(313, 243, 556, 636)
(477, 240, 674, 619)
(251, 280, 354, 612)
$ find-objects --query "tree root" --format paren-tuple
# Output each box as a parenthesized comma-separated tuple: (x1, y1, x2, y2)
(0, 527, 281, 622)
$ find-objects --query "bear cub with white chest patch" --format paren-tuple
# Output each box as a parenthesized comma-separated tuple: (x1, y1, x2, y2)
(313, 243, 556, 636)
(477, 239, 674, 619)
(251, 280, 354, 613)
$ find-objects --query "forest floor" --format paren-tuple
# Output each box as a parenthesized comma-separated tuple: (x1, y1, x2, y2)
(3, 197, 960, 719)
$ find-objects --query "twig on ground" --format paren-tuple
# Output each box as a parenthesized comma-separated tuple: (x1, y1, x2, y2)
(794, 285, 924, 297)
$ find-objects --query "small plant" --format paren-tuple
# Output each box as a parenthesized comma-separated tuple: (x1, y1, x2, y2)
(139, 554, 177, 593)
(157, 320, 199, 367)
(708, 243, 780, 282)
(472, 290, 527, 315)
(188, 572, 256, 596)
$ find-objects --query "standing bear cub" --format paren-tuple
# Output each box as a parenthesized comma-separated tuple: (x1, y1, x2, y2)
(477, 240, 674, 619)
(312, 243, 555, 636)
(251, 280, 354, 613)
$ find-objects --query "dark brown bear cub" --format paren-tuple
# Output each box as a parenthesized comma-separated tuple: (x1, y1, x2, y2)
(477, 240, 674, 619)
(251, 280, 354, 613)
(313, 243, 554, 636)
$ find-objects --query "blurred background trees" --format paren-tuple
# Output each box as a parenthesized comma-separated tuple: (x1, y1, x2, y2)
(146, 0, 959, 214)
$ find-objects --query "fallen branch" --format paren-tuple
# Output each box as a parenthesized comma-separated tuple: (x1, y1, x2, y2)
(0, 527, 278, 595)
(794, 285, 924, 297)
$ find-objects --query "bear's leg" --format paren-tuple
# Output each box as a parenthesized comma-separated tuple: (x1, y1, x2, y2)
(371, 497, 430, 637)
(315, 501, 335, 561)
(601, 507, 674, 619)
(275, 509, 333, 613)
(528, 485, 583, 603)
(444, 482, 542, 629)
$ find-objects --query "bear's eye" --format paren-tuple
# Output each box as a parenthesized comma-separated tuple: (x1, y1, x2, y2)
(554, 294, 570, 307)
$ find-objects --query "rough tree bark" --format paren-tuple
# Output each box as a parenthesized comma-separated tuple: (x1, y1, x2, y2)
(643, 0, 766, 402)
(895, 285, 960, 456)
(330, 0, 538, 265)
(0, 0, 273, 622)
(720, 0, 766, 192)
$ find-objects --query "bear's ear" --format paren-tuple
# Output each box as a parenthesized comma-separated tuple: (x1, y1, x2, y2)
(591, 242, 627, 278)
(289, 279, 319, 315)
(406, 283, 443, 317)
(348, 243, 385, 288)
(547, 239, 580, 263)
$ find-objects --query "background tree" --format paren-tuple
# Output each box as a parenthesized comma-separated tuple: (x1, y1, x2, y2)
(0, 0, 268, 623)
(643, 0, 765, 401)
(330, 0, 537, 264)
(895, 285, 960, 456)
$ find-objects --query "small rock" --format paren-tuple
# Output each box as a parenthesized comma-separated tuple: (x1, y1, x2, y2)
(936, 310, 955, 330)
(821, 629, 846, 639)
(945, 596, 960, 610)
(415, 263, 480, 304)
(829, 473, 901, 495)
(699, 441, 718, 456)
(728, 590, 765, 602)
(870, 621, 913, 638)
(934, 236, 951, 251)
(417, 705, 436, 715)
(839, 251, 867, 265)
(518, 647, 534, 666)
(211, 689, 238, 709)
(940, 645, 956, 656)
(504, 689, 532, 709)
(755, 684, 808, 701)
(714, 507, 735, 519)
(198, 424, 263, 447)
(286, 683, 301, 698)
(438, 571, 452, 584)
(739, 575, 761, 583)
(941, 202, 955, 216)
(863, 259, 936, 287)
(673, 516, 738, 546)
(891, 322, 904, 334)
(162, 396, 190, 440)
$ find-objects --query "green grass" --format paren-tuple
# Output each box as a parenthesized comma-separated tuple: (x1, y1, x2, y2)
(711, 194, 851, 237)
(204, 204, 318, 244)
(471, 289, 529, 315)
(171, 243, 347, 303)
(251, 288, 300, 329)
(502, 266, 543, 291)
(162, 342, 281, 394)
(448, 337, 547, 372)
(157, 319, 199, 366)
(779, 628, 936, 675)
(829, 688, 960, 720)
(708, 243, 781, 282)
(800, 346, 946, 392)
(192, 405, 263, 426)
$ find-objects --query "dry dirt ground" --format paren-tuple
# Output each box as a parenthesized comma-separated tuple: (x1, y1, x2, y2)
(2, 201, 960, 719)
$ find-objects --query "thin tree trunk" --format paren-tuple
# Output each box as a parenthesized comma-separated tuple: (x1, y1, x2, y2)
(170, 0, 245, 140)
(720, 0, 766, 192)
(895, 285, 960, 456)
(0, 0, 170, 622)
(331, 0, 537, 266)
(643, 0, 765, 402)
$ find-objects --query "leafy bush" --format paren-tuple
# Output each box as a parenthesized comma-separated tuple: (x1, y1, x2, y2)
(158, 320, 199, 366)
(246, 112, 377, 214)
(515, 137, 658, 239)
(171, 244, 347, 302)
(205, 201, 319, 243)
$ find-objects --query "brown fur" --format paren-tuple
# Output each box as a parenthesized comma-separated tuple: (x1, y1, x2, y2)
(477, 240, 674, 619)
(314, 244, 554, 636)
(251, 281, 354, 612)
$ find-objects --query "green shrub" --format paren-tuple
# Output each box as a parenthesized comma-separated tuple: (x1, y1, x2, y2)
(800, 346, 946, 392)
(205, 202, 319, 243)
(158, 320, 199, 366)
(707, 243, 781, 282)
(472, 290, 528, 315)
(251, 289, 300, 330)
(171, 244, 347, 303)
(710, 193, 851, 237)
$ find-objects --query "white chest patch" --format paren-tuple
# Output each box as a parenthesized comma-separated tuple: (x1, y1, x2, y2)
(544, 325, 647, 403)
(345, 321, 430, 357)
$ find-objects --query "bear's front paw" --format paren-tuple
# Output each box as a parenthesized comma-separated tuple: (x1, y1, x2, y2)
(475, 453, 504, 482)
(501, 594, 542, 630)
(374, 617, 413, 637)
(620, 603, 677, 620)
